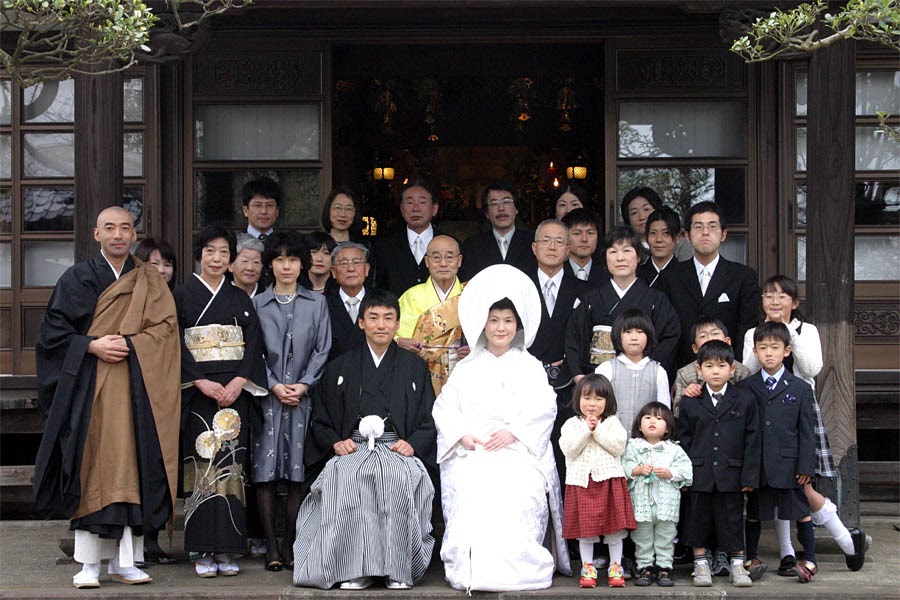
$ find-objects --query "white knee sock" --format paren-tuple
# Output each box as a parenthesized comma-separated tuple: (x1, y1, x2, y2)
(774, 519, 795, 558)
(579, 539, 596, 565)
(604, 530, 627, 566)
(813, 499, 855, 555)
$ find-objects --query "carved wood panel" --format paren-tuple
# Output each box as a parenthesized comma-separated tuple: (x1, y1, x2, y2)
(194, 53, 322, 97)
(616, 50, 745, 92)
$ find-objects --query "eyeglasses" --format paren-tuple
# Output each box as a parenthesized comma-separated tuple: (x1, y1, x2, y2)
(334, 258, 366, 267)
(331, 204, 356, 214)
(427, 252, 459, 263)
(762, 293, 792, 301)
(486, 198, 515, 208)
(690, 222, 721, 232)
(535, 236, 566, 247)
(247, 201, 277, 210)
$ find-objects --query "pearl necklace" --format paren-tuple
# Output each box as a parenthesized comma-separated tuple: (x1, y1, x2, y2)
(275, 292, 296, 305)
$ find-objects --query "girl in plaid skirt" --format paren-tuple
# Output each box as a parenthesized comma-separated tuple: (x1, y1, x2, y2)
(742, 275, 865, 573)
(560, 374, 637, 588)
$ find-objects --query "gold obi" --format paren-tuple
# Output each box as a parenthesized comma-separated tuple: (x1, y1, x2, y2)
(184, 324, 245, 362)
(589, 324, 615, 366)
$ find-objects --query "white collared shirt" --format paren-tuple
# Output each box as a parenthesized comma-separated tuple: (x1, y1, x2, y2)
(100, 250, 125, 280)
(693, 254, 721, 282)
(761, 365, 786, 386)
(706, 382, 728, 406)
(610, 277, 637, 299)
(247, 225, 274, 239)
(339, 287, 366, 317)
(406, 225, 434, 256)
(536, 267, 564, 294)
(569, 257, 592, 279)
(494, 227, 515, 256)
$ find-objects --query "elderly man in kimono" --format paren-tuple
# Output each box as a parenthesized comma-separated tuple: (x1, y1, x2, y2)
(396, 234, 468, 395)
(293, 289, 436, 591)
(33, 207, 181, 589)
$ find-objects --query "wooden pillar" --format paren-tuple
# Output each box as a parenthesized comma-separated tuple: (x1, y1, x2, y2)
(74, 65, 123, 262)
(806, 38, 858, 524)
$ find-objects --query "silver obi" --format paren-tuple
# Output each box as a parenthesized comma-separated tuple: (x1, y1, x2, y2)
(184, 324, 245, 362)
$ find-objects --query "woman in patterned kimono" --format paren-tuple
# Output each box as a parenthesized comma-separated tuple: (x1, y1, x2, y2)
(252, 232, 331, 571)
(432, 265, 571, 592)
(174, 224, 267, 578)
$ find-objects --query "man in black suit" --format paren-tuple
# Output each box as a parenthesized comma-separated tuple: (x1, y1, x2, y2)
(242, 177, 281, 240)
(637, 206, 682, 288)
(326, 242, 370, 360)
(657, 201, 760, 366)
(526, 219, 590, 486)
(375, 179, 445, 296)
(460, 181, 536, 280)
(562, 208, 606, 288)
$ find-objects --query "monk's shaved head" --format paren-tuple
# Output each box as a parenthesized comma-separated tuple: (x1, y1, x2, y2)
(96, 206, 134, 228)
(427, 235, 460, 254)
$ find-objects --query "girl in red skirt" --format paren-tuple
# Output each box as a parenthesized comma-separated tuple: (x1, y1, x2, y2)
(560, 374, 637, 588)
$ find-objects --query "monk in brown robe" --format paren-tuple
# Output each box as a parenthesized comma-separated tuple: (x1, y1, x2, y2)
(33, 207, 181, 589)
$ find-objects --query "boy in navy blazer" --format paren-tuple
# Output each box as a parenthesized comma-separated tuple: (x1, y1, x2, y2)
(739, 322, 818, 583)
(676, 340, 760, 588)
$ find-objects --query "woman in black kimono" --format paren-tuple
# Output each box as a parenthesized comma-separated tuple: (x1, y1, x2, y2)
(173, 224, 267, 578)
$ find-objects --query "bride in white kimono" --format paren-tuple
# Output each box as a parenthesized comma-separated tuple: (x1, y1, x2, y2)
(433, 264, 571, 592)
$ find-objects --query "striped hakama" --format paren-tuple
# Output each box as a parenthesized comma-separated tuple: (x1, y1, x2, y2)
(292, 431, 435, 589)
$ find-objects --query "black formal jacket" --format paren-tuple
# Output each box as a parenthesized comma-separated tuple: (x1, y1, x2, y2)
(738, 370, 817, 489)
(565, 277, 681, 377)
(563, 257, 608, 290)
(460, 227, 537, 281)
(374, 227, 448, 296)
(324, 287, 369, 361)
(637, 257, 677, 289)
(527, 269, 591, 389)
(306, 342, 437, 470)
(656, 256, 761, 365)
(676, 384, 761, 493)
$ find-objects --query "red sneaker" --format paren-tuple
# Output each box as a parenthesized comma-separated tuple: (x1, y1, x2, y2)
(608, 562, 626, 587)
(579, 562, 598, 588)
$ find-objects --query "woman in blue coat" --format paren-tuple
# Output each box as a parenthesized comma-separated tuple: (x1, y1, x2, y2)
(252, 231, 331, 571)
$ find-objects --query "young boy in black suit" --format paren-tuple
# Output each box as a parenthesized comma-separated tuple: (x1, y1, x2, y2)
(739, 321, 818, 583)
(676, 340, 760, 588)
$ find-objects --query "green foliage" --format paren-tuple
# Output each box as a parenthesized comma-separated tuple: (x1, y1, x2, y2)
(1, 0, 253, 87)
(730, 0, 899, 62)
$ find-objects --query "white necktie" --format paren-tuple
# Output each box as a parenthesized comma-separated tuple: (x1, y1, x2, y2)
(576, 267, 587, 281)
(699, 267, 711, 296)
(413, 236, 424, 264)
(499, 237, 508, 260)
(543, 279, 557, 316)
(346, 297, 360, 322)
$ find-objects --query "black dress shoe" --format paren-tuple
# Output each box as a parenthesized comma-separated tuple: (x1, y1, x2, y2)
(845, 527, 866, 571)
(777, 554, 797, 576)
(144, 548, 178, 565)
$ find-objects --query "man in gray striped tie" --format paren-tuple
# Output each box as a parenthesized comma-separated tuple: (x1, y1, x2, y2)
(293, 289, 436, 591)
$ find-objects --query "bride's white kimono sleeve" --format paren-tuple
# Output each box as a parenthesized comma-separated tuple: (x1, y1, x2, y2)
(433, 348, 571, 592)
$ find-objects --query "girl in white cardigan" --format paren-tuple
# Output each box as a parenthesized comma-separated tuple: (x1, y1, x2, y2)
(560, 374, 637, 589)
(742, 275, 864, 573)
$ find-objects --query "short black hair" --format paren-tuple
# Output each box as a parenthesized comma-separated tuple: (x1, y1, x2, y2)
(399, 178, 438, 205)
(696, 339, 734, 365)
(304, 231, 337, 254)
(487, 297, 523, 331)
(631, 401, 676, 440)
(685, 200, 727, 232)
(358, 288, 400, 322)
(690, 316, 730, 343)
(551, 182, 590, 208)
(193, 224, 236, 263)
(602, 225, 644, 258)
(753, 320, 792, 347)
(645, 206, 682, 238)
(562, 207, 601, 231)
(321, 185, 363, 235)
(262, 230, 308, 270)
(482, 181, 519, 211)
(620, 187, 663, 225)
(572, 374, 617, 419)
(612, 308, 657, 357)
(241, 177, 281, 207)
(134, 237, 177, 287)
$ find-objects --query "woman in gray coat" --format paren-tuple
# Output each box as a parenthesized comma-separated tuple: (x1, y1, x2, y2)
(252, 232, 331, 571)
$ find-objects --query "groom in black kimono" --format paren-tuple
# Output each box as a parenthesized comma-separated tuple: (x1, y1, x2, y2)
(295, 289, 436, 591)
(33, 207, 181, 589)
